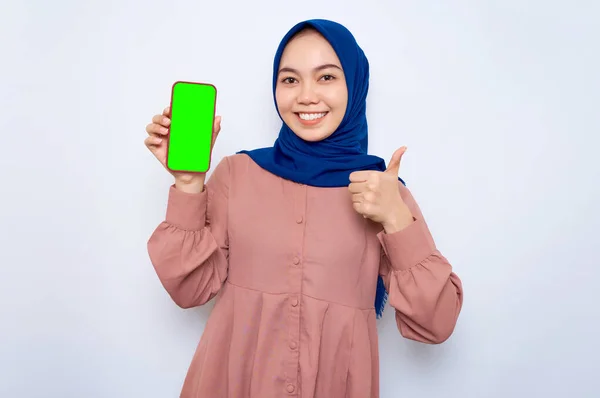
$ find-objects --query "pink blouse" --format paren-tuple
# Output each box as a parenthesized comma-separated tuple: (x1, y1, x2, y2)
(147, 154, 463, 397)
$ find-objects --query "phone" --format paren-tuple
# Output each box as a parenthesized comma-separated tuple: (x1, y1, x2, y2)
(166, 81, 217, 174)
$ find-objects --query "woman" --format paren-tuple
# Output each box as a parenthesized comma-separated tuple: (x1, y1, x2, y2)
(145, 19, 463, 398)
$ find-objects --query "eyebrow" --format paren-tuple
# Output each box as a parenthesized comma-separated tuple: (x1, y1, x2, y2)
(278, 63, 343, 75)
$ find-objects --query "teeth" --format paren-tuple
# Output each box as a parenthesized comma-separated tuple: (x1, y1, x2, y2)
(298, 112, 326, 121)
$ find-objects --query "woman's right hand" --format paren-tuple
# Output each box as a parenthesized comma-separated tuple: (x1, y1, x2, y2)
(145, 106, 222, 192)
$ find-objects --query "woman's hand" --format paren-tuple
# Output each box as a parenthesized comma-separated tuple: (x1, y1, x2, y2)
(145, 106, 222, 193)
(348, 146, 414, 233)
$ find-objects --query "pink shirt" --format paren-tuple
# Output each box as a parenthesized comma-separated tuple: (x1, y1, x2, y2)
(147, 154, 463, 397)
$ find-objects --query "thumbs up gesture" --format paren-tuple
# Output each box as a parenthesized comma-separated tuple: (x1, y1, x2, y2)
(349, 147, 414, 232)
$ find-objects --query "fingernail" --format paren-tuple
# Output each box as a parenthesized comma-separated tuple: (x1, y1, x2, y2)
(163, 118, 170, 125)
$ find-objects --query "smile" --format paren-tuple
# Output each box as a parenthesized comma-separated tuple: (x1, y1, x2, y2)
(295, 112, 328, 125)
(298, 112, 327, 120)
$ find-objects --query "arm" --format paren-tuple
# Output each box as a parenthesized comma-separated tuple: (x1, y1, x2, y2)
(147, 157, 231, 309)
(378, 183, 463, 344)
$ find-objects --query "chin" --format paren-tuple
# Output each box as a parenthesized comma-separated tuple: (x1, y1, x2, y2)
(290, 126, 334, 142)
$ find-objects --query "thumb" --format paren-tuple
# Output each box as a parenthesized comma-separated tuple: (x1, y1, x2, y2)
(211, 115, 222, 147)
(214, 115, 222, 134)
(385, 146, 407, 175)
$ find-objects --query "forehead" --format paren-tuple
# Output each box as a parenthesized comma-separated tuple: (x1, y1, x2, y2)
(279, 29, 341, 65)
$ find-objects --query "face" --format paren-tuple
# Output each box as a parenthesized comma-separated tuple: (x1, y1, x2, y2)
(275, 29, 348, 142)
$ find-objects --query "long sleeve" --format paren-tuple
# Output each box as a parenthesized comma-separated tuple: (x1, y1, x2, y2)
(147, 156, 231, 309)
(378, 184, 463, 344)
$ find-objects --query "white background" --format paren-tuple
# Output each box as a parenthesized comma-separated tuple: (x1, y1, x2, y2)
(1, 0, 599, 397)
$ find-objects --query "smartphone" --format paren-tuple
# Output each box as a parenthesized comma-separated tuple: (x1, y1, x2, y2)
(166, 81, 217, 173)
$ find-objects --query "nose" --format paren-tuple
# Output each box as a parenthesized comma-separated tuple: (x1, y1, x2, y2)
(297, 82, 319, 105)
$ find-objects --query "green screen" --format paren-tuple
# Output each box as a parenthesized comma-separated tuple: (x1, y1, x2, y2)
(167, 82, 216, 173)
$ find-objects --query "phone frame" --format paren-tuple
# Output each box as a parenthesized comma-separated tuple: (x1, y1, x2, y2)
(165, 80, 218, 174)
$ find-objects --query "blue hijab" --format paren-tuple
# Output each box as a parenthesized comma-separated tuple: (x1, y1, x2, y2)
(238, 19, 405, 319)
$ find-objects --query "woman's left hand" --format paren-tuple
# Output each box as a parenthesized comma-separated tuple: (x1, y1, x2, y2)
(349, 146, 415, 233)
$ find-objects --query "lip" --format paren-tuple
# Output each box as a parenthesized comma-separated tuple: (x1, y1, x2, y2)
(295, 111, 329, 126)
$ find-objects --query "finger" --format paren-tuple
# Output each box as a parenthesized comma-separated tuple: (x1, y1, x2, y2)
(356, 201, 374, 217)
(349, 170, 372, 182)
(385, 146, 407, 175)
(351, 193, 364, 203)
(163, 106, 171, 116)
(146, 123, 169, 136)
(348, 182, 367, 194)
(352, 201, 369, 217)
(144, 136, 163, 147)
(152, 114, 171, 127)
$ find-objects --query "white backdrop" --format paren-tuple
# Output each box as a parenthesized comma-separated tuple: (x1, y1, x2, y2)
(1, 0, 599, 397)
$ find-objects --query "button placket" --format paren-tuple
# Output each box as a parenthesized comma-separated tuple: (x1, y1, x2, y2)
(284, 182, 306, 395)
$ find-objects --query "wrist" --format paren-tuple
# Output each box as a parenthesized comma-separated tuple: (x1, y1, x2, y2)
(175, 175, 205, 194)
(382, 204, 414, 234)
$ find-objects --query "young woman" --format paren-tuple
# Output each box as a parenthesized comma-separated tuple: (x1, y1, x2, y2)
(144, 19, 463, 398)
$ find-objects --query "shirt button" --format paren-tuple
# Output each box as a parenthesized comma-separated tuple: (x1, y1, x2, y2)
(289, 341, 297, 350)
(291, 298, 299, 307)
(287, 384, 295, 393)
(296, 216, 303, 224)
(293, 257, 300, 265)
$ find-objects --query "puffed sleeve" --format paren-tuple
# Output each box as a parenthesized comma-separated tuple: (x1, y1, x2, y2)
(147, 156, 231, 308)
(378, 183, 463, 343)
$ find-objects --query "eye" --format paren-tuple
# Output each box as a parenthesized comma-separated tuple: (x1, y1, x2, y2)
(281, 77, 297, 84)
(320, 74, 335, 81)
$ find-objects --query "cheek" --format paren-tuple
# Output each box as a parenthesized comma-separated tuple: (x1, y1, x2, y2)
(327, 87, 348, 113)
(275, 89, 293, 114)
